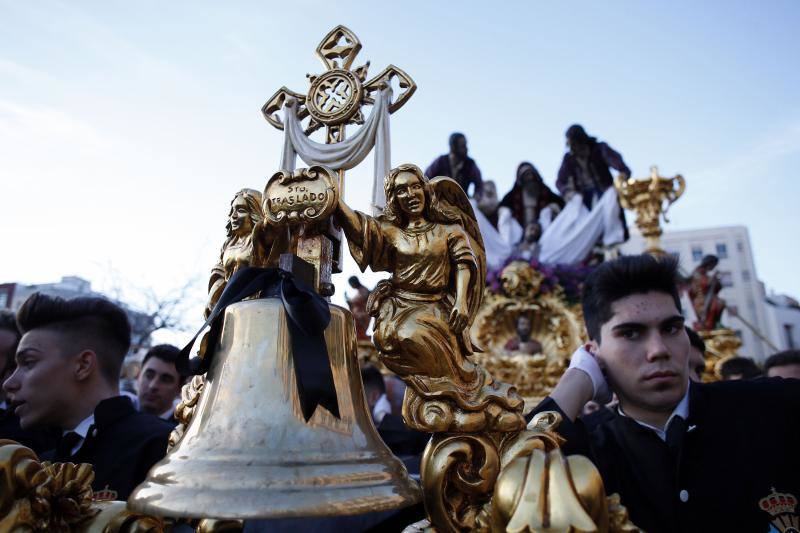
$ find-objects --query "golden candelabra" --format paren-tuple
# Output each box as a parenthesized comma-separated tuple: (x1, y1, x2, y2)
(615, 166, 685, 256)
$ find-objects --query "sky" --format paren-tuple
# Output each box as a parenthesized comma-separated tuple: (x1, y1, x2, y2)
(1, 1, 799, 341)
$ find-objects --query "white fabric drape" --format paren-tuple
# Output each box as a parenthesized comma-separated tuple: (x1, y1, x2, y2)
(470, 202, 523, 269)
(281, 88, 392, 214)
(538, 187, 624, 264)
(472, 187, 624, 267)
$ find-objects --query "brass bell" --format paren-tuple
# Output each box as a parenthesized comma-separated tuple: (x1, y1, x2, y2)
(128, 299, 421, 519)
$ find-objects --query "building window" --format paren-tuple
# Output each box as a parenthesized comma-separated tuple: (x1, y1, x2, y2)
(785, 324, 795, 349)
(737, 240, 744, 252)
(691, 246, 703, 262)
(719, 271, 733, 287)
(716, 243, 728, 259)
(741, 269, 750, 282)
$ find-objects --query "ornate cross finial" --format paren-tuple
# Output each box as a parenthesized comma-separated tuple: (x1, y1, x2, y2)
(259, 25, 417, 291)
(261, 25, 416, 144)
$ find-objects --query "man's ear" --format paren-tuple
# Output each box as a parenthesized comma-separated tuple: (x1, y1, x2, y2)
(74, 350, 98, 382)
(586, 340, 599, 356)
(587, 340, 609, 373)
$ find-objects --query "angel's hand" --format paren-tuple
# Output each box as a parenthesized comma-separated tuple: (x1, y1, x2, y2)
(449, 300, 469, 333)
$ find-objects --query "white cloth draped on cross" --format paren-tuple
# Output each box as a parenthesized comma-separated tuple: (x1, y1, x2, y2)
(280, 88, 392, 214)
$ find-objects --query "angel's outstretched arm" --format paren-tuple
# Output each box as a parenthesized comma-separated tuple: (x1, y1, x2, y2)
(335, 196, 364, 248)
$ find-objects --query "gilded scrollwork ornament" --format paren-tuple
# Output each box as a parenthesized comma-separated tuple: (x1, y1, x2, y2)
(0, 440, 163, 532)
(168, 373, 207, 451)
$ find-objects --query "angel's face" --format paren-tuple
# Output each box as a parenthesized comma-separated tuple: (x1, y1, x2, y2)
(394, 172, 426, 216)
(229, 195, 253, 236)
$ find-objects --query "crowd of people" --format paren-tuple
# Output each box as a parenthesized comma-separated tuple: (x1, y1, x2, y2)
(0, 252, 798, 531)
(427, 125, 631, 269)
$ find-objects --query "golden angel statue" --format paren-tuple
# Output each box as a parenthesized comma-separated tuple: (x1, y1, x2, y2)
(336, 164, 525, 433)
(204, 188, 286, 317)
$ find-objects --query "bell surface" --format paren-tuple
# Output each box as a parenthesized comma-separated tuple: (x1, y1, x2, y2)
(128, 299, 421, 519)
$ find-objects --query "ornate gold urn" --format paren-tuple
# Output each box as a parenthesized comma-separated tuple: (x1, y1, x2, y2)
(615, 166, 685, 256)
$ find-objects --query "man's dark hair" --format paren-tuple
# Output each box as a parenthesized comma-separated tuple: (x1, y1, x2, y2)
(719, 356, 762, 380)
(348, 276, 360, 287)
(142, 344, 181, 368)
(763, 350, 800, 374)
(16, 293, 131, 384)
(581, 255, 682, 341)
(449, 132, 466, 149)
(700, 255, 718, 269)
(686, 326, 705, 353)
(565, 124, 595, 145)
(0, 309, 21, 376)
(360, 365, 386, 395)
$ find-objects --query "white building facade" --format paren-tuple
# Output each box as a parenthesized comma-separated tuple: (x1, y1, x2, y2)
(763, 294, 800, 353)
(620, 225, 774, 361)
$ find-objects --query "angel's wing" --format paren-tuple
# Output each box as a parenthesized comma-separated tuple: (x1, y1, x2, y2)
(429, 177, 487, 325)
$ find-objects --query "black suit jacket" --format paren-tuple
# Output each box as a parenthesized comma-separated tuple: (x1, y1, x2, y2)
(43, 396, 173, 501)
(531, 378, 800, 533)
(377, 413, 429, 457)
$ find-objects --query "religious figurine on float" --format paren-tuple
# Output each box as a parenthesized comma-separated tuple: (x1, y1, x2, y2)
(204, 188, 287, 317)
(689, 254, 726, 331)
(504, 313, 544, 357)
(335, 163, 525, 433)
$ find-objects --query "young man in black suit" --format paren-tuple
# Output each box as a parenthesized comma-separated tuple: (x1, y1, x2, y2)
(0, 310, 58, 453)
(531, 254, 800, 533)
(136, 344, 183, 423)
(3, 293, 173, 500)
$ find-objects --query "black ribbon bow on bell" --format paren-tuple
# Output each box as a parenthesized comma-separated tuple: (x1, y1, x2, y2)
(177, 267, 340, 421)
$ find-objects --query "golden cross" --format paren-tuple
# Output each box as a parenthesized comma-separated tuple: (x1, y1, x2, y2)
(260, 25, 416, 291)
(261, 25, 416, 145)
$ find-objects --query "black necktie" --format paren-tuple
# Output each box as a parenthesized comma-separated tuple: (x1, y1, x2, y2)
(54, 431, 83, 462)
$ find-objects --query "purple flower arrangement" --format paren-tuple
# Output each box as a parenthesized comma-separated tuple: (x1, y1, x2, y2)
(486, 256, 596, 304)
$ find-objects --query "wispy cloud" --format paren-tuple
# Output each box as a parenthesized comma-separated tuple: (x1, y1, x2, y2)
(0, 57, 52, 85)
(690, 120, 800, 182)
(0, 98, 117, 154)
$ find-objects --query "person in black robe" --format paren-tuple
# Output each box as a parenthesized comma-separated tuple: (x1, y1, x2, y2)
(500, 161, 564, 229)
(425, 132, 483, 197)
